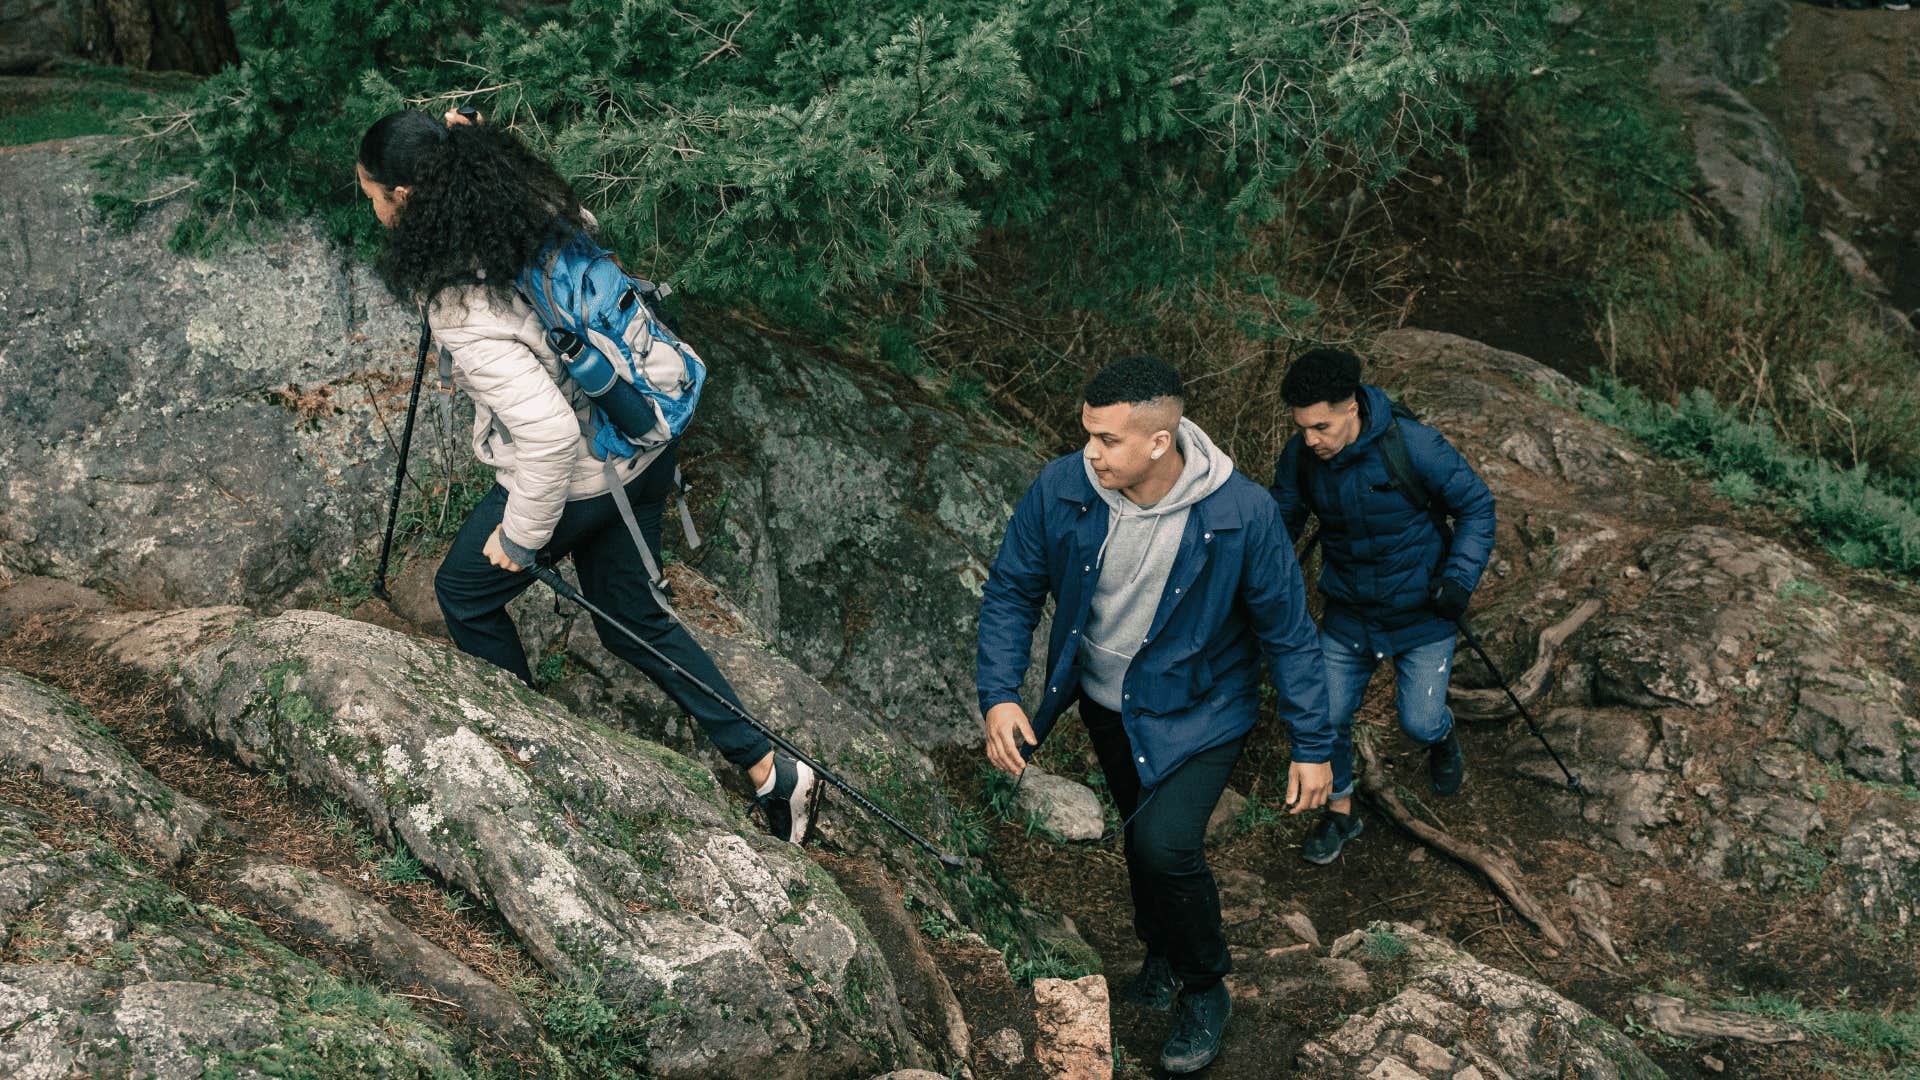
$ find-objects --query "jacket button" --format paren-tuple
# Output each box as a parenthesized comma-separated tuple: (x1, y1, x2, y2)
(1204, 532, 1212, 540)
(1174, 587, 1181, 594)
(1123, 693, 1130, 701)
(1083, 565, 1091, 573)
(1137, 756, 1146, 764)
(1070, 629, 1078, 635)
(1049, 686, 1057, 693)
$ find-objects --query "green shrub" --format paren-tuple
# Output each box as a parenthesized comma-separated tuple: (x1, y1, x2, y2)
(1580, 374, 1920, 576)
(1594, 231, 1920, 483)
(116, 0, 1551, 321)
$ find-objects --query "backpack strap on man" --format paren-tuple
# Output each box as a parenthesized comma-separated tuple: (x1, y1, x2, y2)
(1379, 401, 1454, 547)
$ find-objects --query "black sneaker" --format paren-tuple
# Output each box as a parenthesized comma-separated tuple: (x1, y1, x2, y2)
(1161, 980, 1232, 1075)
(1122, 953, 1178, 1012)
(1301, 809, 1364, 865)
(754, 753, 821, 845)
(1428, 731, 1466, 797)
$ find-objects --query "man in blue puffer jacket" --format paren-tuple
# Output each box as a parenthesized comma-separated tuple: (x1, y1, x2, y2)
(1269, 347, 1496, 865)
(978, 355, 1331, 1075)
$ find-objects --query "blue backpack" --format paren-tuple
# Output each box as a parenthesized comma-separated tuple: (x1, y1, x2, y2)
(514, 228, 708, 612)
(516, 229, 706, 460)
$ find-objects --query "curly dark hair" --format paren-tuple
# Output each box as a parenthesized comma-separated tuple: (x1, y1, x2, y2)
(1084, 354, 1184, 408)
(359, 111, 584, 307)
(1280, 347, 1363, 408)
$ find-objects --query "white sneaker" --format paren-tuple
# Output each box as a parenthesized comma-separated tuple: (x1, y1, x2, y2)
(754, 753, 822, 845)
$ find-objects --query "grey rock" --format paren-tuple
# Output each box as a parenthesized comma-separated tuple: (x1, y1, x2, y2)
(0, 667, 214, 863)
(0, 796, 458, 1078)
(1654, 69, 1802, 243)
(0, 6, 79, 72)
(1590, 528, 1809, 709)
(1013, 767, 1106, 842)
(0, 139, 421, 608)
(1811, 73, 1898, 191)
(227, 858, 537, 1044)
(83, 606, 916, 1078)
(1511, 708, 1680, 853)
(688, 325, 1042, 746)
(1206, 787, 1248, 841)
(1699, 0, 1792, 86)
(982, 1026, 1026, 1066)
(1790, 665, 1917, 786)
(1827, 798, 1920, 928)
(1300, 923, 1661, 1079)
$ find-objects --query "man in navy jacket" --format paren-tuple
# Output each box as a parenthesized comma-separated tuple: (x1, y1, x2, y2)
(977, 355, 1331, 1075)
(1269, 347, 1496, 865)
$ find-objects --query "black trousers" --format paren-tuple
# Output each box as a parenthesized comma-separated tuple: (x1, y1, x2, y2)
(433, 446, 771, 769)
(1080, 698, 1245, 989)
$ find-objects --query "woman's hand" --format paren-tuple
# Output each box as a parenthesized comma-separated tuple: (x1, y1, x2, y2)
(444, 106, 481, 128)
(483, 525, 524, 572)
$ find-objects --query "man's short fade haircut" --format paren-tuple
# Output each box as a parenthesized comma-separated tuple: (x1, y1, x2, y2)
(1084, 354, 1183, 408)
(1280, 347, 1363, 409)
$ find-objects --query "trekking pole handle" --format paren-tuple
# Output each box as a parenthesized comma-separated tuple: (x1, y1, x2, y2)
(530, 566, 967, 868)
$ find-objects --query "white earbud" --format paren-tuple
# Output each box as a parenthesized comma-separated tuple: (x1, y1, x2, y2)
(1150, 449, 1164, 459)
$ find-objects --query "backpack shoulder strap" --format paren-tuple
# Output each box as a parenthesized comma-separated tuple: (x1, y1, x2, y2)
(1379, 408, 1453, 545)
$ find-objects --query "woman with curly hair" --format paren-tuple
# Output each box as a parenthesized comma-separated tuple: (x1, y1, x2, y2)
(355, 109, 819, 843)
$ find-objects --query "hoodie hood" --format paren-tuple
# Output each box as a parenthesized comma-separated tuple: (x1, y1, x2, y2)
(1084, 416, 1236, 522)
(1327, 384, 1393, 470)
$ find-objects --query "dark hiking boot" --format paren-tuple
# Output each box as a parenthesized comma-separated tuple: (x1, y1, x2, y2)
(1122, 953, 1178, 1012)
(1161, 979, 1233, 1075)
(1300, 808, 1364, 865)
(1429, 731, 1466, 796)
(755, 752, 821, 845)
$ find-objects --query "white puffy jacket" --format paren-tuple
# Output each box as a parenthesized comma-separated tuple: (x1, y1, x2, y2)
(428, 283, 646, 555)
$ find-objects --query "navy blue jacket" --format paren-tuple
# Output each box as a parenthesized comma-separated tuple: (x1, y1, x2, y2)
(1270, 384, 1496, 656)
(976, 452, 1332, 788)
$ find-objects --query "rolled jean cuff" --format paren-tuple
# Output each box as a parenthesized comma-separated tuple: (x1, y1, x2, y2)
(1329, 784, 1355, 802)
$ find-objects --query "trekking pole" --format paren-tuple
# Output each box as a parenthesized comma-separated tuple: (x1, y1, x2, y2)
(530, 565, 967, 868)
(1453, 620, 1582, 793)
(371, 319, 433, 603)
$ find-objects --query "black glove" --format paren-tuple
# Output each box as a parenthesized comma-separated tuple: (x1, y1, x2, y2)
(1430, 578, 1471, 621)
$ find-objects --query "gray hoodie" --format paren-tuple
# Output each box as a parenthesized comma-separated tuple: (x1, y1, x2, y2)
(1079, 418, 1237, 711)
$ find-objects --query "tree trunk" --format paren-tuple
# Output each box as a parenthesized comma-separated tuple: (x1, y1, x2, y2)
(81, 0, 237, 75)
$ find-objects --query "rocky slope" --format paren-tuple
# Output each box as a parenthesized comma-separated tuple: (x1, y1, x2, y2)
(8, 127, 1920, 1077)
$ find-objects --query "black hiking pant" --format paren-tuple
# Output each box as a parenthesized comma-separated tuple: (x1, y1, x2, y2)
(434, 446, 771, 769)
(1081, 698, 1245, 989)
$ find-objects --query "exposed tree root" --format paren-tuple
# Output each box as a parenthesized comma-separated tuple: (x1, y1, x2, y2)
(1450, 598, 1603, 721)
(1355, 733, 1570, 948)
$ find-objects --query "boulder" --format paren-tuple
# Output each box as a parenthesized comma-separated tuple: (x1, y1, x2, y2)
(1032, 974, 1111, 1080)
(0, 667, 215, 863)
(0, 795, 458, 1077)
(0, 138, 420, 608)
(1654, 69, 1803, 243)
(72, 606, 923, 1079)
(1298, 923, 1662, 1079)
(1011, 767, 1105, 842)
(226, 858, 537, 1045)
(1826, 797, 1920, 928)
(687, 323, 1041, 746)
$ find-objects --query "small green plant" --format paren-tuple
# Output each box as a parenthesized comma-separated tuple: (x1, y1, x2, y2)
(1362, 928, 1408, 962)
(376, 846, 428, 884)
(1712, 471, 1761, 505)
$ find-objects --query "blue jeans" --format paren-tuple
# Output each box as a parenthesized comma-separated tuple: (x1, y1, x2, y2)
(1322, 629, 1457, 801)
